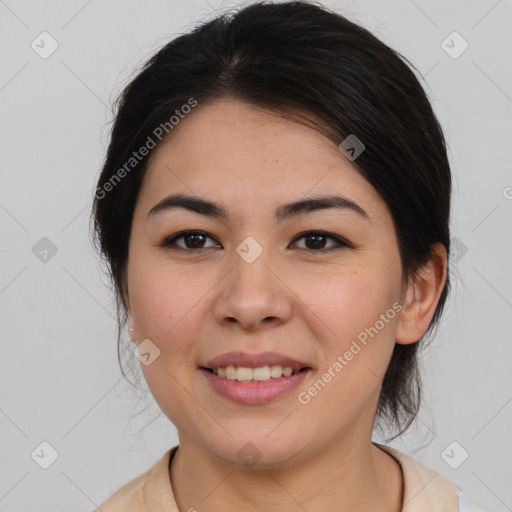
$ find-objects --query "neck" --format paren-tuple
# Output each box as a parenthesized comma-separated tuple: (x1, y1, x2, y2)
(169, 434, 403, 511)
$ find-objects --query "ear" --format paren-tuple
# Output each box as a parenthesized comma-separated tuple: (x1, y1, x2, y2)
(122, 283, 137, 344)
(126, 311, 138, 344)
(395, 242, 448, 345)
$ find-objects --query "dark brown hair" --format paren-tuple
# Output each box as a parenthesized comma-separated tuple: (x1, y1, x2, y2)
(90, 0, 451, 438)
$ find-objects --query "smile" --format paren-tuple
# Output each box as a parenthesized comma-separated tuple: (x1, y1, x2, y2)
(199, 366, 312, 405)
(207, 365, 303, 381)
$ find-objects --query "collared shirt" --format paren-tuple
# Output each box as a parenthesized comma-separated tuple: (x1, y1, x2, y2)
(95, 444, 487, 511)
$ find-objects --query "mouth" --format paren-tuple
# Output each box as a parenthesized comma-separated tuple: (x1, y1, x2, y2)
(198, 365, 313, 405)
(200, 365, 311, 381)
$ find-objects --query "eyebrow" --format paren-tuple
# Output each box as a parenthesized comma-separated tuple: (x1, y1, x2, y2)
(146, 193, 369, 222)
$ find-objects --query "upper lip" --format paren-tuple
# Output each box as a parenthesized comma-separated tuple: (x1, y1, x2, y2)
(202, 351, 312, 372)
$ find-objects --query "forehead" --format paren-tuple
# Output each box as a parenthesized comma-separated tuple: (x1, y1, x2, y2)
(136, 99, 387, 223)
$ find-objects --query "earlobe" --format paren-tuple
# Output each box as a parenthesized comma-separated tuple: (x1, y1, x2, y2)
(127, 311, 137, 343)
(395, 243, 447, 346)
(122, 282, 137, 343)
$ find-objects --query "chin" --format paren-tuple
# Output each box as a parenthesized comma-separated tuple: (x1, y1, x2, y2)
(207, 434, 306, 470)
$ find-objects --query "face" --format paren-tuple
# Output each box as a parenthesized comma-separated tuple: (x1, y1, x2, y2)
(125, 98, 407, 467)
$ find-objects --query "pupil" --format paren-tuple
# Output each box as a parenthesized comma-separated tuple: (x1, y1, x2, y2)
(187, 234, 205, 248)
(306, 235, 325, 249)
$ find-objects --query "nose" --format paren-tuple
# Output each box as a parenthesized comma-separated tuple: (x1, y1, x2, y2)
(213, 250, 293, 331)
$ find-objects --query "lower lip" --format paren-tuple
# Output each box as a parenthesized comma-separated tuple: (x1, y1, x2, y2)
(199, 368, 312, 405)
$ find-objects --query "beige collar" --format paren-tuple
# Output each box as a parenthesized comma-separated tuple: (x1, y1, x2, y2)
(376, 443, 460, 511)
(99, 444, 460, 511)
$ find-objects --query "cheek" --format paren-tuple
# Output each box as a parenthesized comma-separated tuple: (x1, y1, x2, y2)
(128, 255, 209, 345)
(128, 261, 210, 421)
(299, 260, 401, 396)
(295, 270, 400, 428)
(300, 261, 400, 336)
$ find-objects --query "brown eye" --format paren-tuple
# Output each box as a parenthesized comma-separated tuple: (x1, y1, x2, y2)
(302, 234, 330, 250)
(161, 231, 220, 250)
(182, 233, 207, 249)
(291, 231, 349, 251)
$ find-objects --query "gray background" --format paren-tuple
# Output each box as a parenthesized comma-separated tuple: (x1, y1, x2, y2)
(1, 0, 511, 510)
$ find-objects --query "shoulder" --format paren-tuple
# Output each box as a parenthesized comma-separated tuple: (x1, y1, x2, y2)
(94, 468, 148, 511)
(93, 447, 179, 512)
(375, 444, 488, 512)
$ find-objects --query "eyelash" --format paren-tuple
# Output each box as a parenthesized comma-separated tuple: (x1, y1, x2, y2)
(159, 230, 352, 253)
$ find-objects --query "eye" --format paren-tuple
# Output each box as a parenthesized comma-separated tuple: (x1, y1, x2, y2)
(290, 231, 350, 251)
(160, 230, 220, 250)
(159, 230, 351, 252)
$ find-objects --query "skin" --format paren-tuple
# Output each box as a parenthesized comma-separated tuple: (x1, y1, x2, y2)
(124, 98, 447, 511)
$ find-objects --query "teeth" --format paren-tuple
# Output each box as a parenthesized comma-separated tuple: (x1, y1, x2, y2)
(212, 365, 297, 381)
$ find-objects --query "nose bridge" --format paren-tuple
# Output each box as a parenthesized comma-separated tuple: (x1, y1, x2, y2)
(214, 237, 293, 329)
(232, 240, 274, 295)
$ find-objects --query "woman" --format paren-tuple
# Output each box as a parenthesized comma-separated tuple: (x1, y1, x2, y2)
(91, 1, 486, 510)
